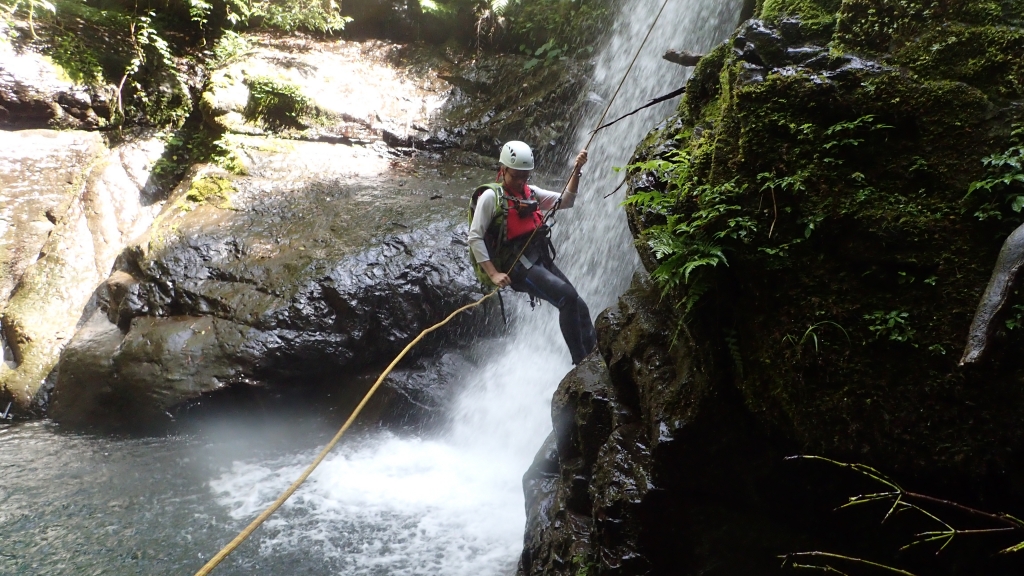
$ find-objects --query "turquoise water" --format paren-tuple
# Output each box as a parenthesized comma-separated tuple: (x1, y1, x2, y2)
(0, 415, 360, 576)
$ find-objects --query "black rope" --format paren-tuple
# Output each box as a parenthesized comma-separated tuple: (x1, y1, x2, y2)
(497, 290, 509, 325)
(591, 85, 686, 135)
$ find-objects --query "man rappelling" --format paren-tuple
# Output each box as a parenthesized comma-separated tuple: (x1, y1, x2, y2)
(468, 141, 597, 365)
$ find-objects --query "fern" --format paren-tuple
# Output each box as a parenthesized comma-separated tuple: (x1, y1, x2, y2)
(624, 143, 749, 313)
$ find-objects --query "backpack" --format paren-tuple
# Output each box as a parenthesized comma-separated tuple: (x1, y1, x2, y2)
(468, 183, 507, 288)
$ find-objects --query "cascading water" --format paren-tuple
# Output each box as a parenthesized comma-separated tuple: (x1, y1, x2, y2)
(209, 1, 744, 574)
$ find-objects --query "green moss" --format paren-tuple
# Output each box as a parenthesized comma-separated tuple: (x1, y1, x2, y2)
(183, 176, 234, 210)
(834, 0, 1024, 55)
(626, 7, 1024, 477)
(243, 76, 313, 130)
(760, 0, 841, 21)
(152, 127, 248, 186)
(894, 24, 1024, 100)
(499, 0, 614, 54)
(47, 33, 104, 85)
(682, 42, 732, 124)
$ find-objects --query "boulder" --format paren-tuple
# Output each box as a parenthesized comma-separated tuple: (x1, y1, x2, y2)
(50, 137, 498, 430)
(0, 130, 165, 414)
(521, 279, 788, 575)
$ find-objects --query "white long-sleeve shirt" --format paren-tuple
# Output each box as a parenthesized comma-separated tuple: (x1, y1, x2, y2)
(468, 185, 578, 263)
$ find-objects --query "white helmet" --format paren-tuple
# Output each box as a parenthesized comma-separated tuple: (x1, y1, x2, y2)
(499, 141, 535, 171)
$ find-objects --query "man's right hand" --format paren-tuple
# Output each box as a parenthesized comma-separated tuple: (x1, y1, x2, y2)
(489, 271, 511, 288)
(481, 260, 511, 288)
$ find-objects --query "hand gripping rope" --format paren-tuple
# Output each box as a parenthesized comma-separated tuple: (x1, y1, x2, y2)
(193, 1, 671, 572)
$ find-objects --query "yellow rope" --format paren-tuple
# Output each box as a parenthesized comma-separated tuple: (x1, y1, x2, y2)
(193, 291, 495, 576)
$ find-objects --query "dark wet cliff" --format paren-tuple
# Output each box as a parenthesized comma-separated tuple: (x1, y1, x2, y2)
(520, 1, 1024, 574)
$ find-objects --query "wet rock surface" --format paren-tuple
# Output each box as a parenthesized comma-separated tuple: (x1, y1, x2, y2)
(370, 349, 476, 431)
(49, 140, 498, 430)
(520, 279, 789, 576)
(435, 52, 589, 160)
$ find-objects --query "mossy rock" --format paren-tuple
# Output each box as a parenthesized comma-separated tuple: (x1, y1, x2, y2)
(627, 6, 1024, 486)
(182, 175, 235, 209)
(3, 0, 194, 130)
(242, 76, 316, 130)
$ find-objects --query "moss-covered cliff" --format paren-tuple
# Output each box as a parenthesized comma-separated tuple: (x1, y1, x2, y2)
(629, 0, 1024, 478)
(521, 1, 1024, 575)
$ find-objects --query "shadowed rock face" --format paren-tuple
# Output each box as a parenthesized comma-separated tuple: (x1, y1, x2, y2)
(49, 140, 499, 431)
(520, 279, 791, 576)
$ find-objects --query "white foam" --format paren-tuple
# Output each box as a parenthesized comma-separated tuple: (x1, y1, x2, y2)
(212, 430, 526, 575)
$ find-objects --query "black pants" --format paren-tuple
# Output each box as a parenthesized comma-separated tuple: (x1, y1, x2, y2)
(510, 251, 597, 365)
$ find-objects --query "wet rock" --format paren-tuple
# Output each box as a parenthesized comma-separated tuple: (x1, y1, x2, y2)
(434, 53, 589, 158)
(521, 346, 646, 575)
(50, 140, 498, 430)
(662, 49, 704, 67)
(737, 19, 788, 67)
(785, 45, 826, 64)
(0, 131, 164, 413)
(589, 423, 651, 575)
(371, 351, 474, 431)
(520, 278, 800, 575)
(520, 431, 595, 576)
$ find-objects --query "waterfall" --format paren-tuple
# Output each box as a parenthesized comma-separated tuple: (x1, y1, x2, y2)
(209, 2, 744, 574)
